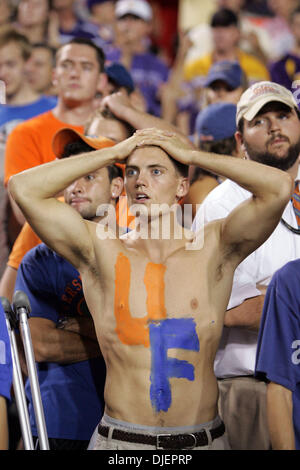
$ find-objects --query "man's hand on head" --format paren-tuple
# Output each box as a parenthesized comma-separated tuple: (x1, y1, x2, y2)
(134, 128, 195, 164)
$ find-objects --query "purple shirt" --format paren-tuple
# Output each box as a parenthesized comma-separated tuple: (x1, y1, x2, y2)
(269, 53, 300, 99)
(106, 48, 169, 116)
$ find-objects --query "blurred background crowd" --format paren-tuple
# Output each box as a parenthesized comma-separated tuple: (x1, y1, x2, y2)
(1, 0, 300, 277)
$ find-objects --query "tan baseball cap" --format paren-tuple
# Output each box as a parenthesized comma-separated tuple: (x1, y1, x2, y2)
(236, 81, 298, 125)
(115, 0, 153, 22)
(52, 128, 116, 159)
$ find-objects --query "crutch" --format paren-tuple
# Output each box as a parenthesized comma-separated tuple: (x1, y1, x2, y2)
(0, 296, 34, 450)
(12, 290, 50, 450)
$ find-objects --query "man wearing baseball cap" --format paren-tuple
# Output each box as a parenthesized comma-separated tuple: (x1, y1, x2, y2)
(105, 0, 169, 116)
(14, 130, 124, 450)
(192, 81, 300, 450)
(203, 61, 246, 106)
(184, 103, 238, 219)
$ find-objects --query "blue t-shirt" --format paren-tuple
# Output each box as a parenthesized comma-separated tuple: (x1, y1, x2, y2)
(15, 244, 106, 440)
(0, 303, 12, 401)
(106, 48, 169, 116)
(269, 53, 300, 97)
(255, 259, 300, 449)
(0, 95, 57, 144)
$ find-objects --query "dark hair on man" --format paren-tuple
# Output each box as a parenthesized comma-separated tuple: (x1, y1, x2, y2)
(237, 117, 244, 134)
(169, 156, 189, 178)
(200, 136, 237, 156)
(0, 28, 32, 61)
(61, 139, 122, 181)
(56, 37, 105, 72)
(211, 8, 239, 28)
(190, 136, 237, 184)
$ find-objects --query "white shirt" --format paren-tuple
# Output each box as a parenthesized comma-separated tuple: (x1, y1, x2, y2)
(192, 168, 300, 377)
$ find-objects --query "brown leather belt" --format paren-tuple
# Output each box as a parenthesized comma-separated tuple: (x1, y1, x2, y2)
(98, 421, 225, 449)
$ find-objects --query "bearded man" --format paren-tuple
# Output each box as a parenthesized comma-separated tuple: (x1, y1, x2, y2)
(192, 81, 300, 451)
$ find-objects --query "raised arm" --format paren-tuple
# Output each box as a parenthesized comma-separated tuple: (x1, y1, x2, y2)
(8, 135, 141, 270)
(135, 129, 293, 265)
(99, 91, 193, 146)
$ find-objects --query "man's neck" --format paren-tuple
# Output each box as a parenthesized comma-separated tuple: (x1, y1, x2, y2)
(19, 24, 45, 44)
(52, 99, 94, 126)
(213, 48, 238, 63)
(7, 85, 40, 105)
(127, 212, 190, 264)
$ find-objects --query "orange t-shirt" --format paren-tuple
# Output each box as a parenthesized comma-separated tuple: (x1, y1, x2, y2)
(4, 110, 84, 185)
(4, 110, 84, 267)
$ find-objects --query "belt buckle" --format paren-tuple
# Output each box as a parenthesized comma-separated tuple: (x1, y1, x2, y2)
(156, 433, 172, 449)
(184, 433, 197, 449)
(156, 433, 197, 450)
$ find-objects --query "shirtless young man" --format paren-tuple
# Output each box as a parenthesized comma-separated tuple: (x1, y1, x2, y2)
(8, 128, 293, 450)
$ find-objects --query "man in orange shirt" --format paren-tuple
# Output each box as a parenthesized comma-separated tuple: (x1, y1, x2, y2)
(4, 37, 108, 226)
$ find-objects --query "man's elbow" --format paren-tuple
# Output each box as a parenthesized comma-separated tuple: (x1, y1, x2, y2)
(7, 174, 22, 204)
(277, 172, 294, 204)
(8, 173, 33, 210)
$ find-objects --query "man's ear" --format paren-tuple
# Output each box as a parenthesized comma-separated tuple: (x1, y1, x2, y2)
(52, 68, 58, 87)
(97, 73, 108, 95)
(111, 176, 124, 199)
(176, 177, 190, 201)
(235, 131, 248, 159)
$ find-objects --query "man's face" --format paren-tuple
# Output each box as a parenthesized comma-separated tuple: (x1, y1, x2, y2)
(0, 42, 26, 98)
(92, 0, 115, 23)
(18, 0, 49, 27)
(206, 79, 243, 105)
(238, 102, 300, 170)
(212, 26, 239, 53)
(125, 146, 187, 213)
(116, 14, 150, 45)
(53, 43, 102, 105)
(87, 116, 130, 143)
(64, 167, 116, 220)
(26, 47, 53, 93)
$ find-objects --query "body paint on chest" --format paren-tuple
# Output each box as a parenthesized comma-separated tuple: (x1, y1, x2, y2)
(114, 252, 200, 412)
(114, 253, 166, 347)
(149, 318, 200, 412)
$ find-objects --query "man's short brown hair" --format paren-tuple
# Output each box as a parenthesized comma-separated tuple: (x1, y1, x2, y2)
(0, 29, 32, 61)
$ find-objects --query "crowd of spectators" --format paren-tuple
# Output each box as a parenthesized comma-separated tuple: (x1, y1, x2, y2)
(1, 0, 300, 451)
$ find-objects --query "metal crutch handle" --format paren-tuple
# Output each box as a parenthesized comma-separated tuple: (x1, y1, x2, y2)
(0, 296, 34, 450)
(12, 291, 49, 450)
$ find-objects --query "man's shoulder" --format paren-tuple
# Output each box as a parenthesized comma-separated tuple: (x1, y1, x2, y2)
(272, 259, 300, 289)
(238, 49, 269, 75)
(133, 52, 170, 76)
(8, 109, 54, 136)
